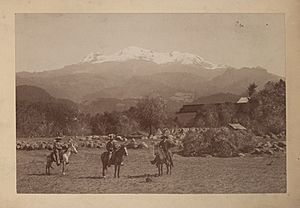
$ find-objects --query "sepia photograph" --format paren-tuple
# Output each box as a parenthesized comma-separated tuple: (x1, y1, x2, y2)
(15, 13, 286, 194)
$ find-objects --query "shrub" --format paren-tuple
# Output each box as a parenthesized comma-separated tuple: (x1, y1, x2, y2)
(181, 127, 257, 157)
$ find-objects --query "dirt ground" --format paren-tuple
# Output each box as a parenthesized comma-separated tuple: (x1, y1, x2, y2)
(16, 144, 286, 194)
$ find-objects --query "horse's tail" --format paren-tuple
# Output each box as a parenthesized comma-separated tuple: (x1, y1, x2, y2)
(46, 153, 52, 163)
(46, 154, 53, 169)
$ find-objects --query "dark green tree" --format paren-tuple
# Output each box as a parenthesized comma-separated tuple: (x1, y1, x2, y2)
(247, 82, 258, 97)
(135, 96, 167, 136)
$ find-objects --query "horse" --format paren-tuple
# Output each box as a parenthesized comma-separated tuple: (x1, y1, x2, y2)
(101, 144, 128, 178)
(152, 144, 173, 176)
(46, 142, 78, 175)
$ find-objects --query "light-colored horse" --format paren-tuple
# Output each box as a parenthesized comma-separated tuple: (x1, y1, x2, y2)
(46, 143, 78, 175)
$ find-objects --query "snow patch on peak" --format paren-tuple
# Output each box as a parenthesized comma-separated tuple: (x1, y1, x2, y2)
(81, 52, 101, 62)
(80, 46, 222, 69)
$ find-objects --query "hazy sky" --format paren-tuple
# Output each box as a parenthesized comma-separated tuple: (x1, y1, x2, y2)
(16, 13, 285, 76)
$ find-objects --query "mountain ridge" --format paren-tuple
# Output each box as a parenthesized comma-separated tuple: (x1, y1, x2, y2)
(16, 47, 283, 103)
(80, 46, 226, 69)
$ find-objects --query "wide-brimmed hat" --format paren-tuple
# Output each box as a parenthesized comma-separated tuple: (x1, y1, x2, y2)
(161, 135, 168, 140)
(54, 137, 62, 142)
(108, 134, 115, 140)
(162, 128, 170, 135)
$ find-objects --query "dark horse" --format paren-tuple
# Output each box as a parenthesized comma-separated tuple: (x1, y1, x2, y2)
(153, 145, 173, 176)
(101, 144, 128, 178)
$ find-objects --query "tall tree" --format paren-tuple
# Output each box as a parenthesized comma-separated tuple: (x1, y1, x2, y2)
(247, 82, 258, 97)
(136, 96, 167, 136)
(251, 79, 286, 134)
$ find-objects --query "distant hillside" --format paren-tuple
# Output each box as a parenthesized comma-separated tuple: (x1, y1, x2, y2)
(16, 85, 54, 103)
(193, 93, 241, 104)
(16, 47, 282, 103)
(80, 98, 139, 114)
(16, 85, 80, 137)
(16, 85, 78, 110)
(198, 67, 281, 96)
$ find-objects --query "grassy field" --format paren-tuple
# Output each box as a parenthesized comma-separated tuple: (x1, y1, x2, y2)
(16, 143, 286, 194)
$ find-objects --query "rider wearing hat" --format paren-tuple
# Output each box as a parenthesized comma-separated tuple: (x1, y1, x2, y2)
(53, 137, 63, 166)
(106, 134, 118, 167)
(158, 135, 174, 167)
(151, 129, 174, 167)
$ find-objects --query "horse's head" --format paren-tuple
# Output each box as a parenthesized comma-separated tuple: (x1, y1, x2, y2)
(120, 144, 128, 156)
(70, 143, 78, 154)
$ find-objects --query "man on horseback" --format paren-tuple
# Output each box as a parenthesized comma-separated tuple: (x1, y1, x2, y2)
(159, 135, 174, 167)
(151, 133, 174, 167)
(106, 134, 118, 167)
(53, 137, 63, 166)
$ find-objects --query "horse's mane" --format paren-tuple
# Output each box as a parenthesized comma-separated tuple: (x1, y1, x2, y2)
(63, 143, 76, 153)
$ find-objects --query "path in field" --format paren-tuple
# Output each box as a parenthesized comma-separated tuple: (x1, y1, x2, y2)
(17, 148, 286, 193)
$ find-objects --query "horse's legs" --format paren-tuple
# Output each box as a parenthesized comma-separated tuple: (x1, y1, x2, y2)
(101, 155, 107, 178)
(160, 164, 163, 176)
(46, 159, 48, 175)
(102, 166, 106, 178)
(117, 165, 120, 178)
(46, 163, 51, 175)
(116, 165, 118, 178)
(166, 163, 169, 174)
(46, 156, 52, 175)
(114, 165, 117, 178)
(62, 162, 66, 175)
(49, 162, 52, 175)
(158, 164, 160, 176)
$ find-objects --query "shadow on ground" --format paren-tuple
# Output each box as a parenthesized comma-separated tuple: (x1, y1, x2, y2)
(78, 176, 104, 179)
(127, 173, 158, 179)
(27, 173, 55, 176)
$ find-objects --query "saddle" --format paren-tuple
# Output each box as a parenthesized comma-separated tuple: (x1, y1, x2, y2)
(52, 150, 65, 162)
(154, 145, 167, 160)
(153, 144, 173, 167)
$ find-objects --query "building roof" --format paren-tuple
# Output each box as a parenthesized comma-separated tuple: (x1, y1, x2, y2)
(178, 97, 249, 114)
(228, 123, 246, 130)
(177, 104, 205, 113)
(236, 97, 250, 104)
(177, 102, 234, 114)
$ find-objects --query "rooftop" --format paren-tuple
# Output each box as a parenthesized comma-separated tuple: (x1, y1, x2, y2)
(228, 123, 247, 130)
(236, 97, 250, 104)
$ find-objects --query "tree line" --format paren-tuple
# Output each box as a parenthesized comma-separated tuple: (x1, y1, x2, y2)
(16, 79, 286, 137)
(16, 95, 171, 137)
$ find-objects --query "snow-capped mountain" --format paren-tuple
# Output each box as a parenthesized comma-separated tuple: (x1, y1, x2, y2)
(80, 46, 224, 69)
(16, 46, 282, 103)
